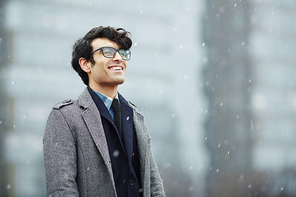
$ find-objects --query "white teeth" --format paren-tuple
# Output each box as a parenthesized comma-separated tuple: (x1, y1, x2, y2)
(110, 67, 122, 71)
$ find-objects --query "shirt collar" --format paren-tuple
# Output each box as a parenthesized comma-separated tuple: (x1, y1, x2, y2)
(94, 91, 118, 110)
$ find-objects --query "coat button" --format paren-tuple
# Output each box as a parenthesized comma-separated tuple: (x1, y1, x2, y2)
(129, 179, 134, 186)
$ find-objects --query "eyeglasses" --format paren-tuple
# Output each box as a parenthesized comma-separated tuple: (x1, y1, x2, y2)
(91, 47, 131, 61)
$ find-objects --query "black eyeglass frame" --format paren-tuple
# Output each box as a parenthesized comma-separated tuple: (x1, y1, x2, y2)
(91, 47, 131, 61)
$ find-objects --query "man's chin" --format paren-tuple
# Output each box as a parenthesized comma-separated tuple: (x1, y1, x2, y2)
(114, 78, 125, 85)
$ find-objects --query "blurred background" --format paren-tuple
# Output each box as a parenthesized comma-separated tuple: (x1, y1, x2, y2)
(0, 0, 296, 196)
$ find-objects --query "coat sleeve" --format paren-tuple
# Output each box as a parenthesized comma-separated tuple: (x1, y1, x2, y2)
(43, 109, 79, 196)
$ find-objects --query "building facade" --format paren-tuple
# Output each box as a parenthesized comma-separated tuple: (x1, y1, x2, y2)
(203, 0, 296, 196)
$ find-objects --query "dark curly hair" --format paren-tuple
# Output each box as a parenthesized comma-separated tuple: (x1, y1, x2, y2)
(71, 26, 132, 85)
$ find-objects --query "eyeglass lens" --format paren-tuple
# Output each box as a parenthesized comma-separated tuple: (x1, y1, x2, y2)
(101, 47, 130, 60)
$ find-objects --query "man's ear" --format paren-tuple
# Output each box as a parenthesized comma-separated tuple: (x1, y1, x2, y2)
(79, 57, 91, 73)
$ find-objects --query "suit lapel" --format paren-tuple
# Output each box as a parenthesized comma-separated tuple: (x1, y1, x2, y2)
(119, 94, 134, 163)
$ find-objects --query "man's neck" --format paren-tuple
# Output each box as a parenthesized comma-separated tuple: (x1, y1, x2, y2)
(89, 83, 118, 99)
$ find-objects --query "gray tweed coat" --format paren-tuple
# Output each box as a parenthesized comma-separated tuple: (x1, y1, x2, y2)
(43, 88, 165, 197)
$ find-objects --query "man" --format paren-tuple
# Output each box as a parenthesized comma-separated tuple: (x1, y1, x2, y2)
(43, 26, 165, 197)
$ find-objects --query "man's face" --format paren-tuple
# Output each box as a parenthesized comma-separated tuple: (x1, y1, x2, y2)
(88, 38, 128, 89)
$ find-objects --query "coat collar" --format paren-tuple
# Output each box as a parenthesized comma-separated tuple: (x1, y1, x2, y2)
(77, 88, 114, 184)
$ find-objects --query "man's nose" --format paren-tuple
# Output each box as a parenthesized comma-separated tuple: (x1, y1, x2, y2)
(113, 52, 123, 61)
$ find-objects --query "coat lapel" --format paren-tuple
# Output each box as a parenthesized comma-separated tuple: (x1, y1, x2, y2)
(78, 88, 113, 177)
(128, 101, 151, 185)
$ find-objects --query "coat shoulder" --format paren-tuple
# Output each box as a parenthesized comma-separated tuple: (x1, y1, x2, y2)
(53, 99, 74, 110)
(127, 101, 144, 116)
(127, 100, 137, 109)
(127, 100, 140, 111)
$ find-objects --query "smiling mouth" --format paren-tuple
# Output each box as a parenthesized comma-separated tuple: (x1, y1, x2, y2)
(109, 66, 123, 71)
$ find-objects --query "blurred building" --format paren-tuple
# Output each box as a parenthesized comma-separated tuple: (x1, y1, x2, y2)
(0, 0, 205, 196)
(0, 1, 10, 195)
(203, 0, 296, 196)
